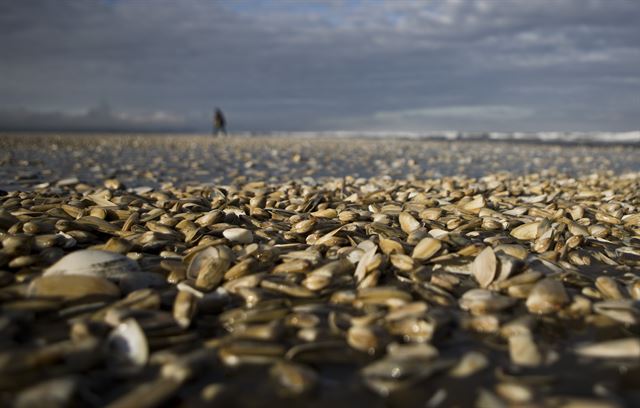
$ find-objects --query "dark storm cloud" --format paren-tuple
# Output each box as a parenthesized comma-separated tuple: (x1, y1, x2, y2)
(0, 0, 639, 132)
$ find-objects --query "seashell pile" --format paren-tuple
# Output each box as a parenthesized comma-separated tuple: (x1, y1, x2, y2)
(1, 133, 640, 407)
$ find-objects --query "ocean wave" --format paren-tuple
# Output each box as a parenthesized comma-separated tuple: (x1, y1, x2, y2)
(254, 130, 640, 145)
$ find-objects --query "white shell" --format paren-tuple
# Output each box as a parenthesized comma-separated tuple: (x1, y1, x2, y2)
(44, 250, 140, 280)
(108, 318, 149, 367)
(43, 249, 162, 293)
(223, 228, 253, 244)
(471, 246, 497, 288)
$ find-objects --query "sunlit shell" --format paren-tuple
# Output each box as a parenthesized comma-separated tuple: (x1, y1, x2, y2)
(188, 246, 233, 291)
(379, 236, 405, 255)
(173, 289, 198, 329)
(509, 333, 542, 367)
(223, 227, 253, 244)
(495, 382, 533, 403)
(44, 249, 140, 279)
(399, 212, 421, 234)
(354, 244, 379, 283)
(347, 325, 386, 355)
(412, 237, 442, 261)
(594, 276, 625, 300)
(461, 195, 485, 213)
(593, 300, 640, 325)
(525, 279, 570, 314)
(471, 246, 497, 288)
(510, 222, 540, 241)
(28, 275, 120, 299)
(574, 338, 640, 359)
(459, 289, 515, 315)
(108, 318, 149, 367)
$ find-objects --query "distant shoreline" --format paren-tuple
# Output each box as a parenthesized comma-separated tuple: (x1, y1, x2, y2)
(1, 130, 640, 148)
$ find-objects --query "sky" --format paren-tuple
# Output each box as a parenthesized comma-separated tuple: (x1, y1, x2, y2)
(1, 0, 639, 133)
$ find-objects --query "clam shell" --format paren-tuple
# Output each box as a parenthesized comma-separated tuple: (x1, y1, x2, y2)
(509, 333, 542, 367)
(379, 236, 404, 255)
(399, 212, 421, 234)
(510, 222, 540, 241)
(108, 318, 149, 367)
(593, 300, 640, 325)
(594, 276, 625, 300)
(459, 289, 515, 315)
(270, 361, 317, 394)
(189, 246, 233, 291)
(412, 237, 442, 261)
(173, 290, 198, 329)
(525, 279, 569, 314)
(574, 338, 640, 359)
(43, 249, 140, 279)
(449, 351, 489, 378)
(354, 245, 378, 283)
(42, 248, 160, 293)
(28, 275, 120, 299)
(461, 195, 485, 213)
(223, 227, 253, 244)
(361, 354, 452, 396)
(472, 246, 497, 288)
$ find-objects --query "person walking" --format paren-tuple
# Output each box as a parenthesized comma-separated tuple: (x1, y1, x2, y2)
(213, 108, 227, 136)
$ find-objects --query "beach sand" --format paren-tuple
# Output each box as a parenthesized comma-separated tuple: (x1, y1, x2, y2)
(1, 133, 639, 407)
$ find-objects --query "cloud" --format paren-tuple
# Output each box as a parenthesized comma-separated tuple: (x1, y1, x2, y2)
(0, 103, 194, 132)
(0, 0, 639, 132)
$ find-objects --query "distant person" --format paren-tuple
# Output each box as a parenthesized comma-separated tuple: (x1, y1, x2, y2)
(213, 108, 227, 136)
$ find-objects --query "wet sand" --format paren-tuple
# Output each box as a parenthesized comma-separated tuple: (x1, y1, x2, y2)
(1, 133, 639, 191)
(1, 133, 640, 407)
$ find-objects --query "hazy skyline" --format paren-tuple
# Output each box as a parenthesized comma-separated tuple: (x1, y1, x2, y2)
(1, 0, 639, 133)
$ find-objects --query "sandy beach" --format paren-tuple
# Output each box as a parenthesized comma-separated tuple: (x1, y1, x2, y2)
(1, 133, 640, 407)
(1, 133, 639, 191)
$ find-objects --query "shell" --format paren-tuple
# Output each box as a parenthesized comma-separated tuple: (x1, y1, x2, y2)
(43, 249, 140, 279)
(354, 244, 379, 283)
(28, 275, 120, 299)
(270, 361, 317, 394)
(594, 276, 625, 300)
(412, 238, 442, 261)
(108, 318, 149, 367)
(471, 246, 497, 288)
(509, 333, 542, 367)
(593, 300, 640, 325)
(510, 222, 540, 240)
(525, 279, 569, 314)
(189, 246, 233, 291)
(42, 248, 161, 294)
(399, 212, 421, 234)
(223, 228, 254, 244)
(574, 338, 640, 359)
(459, 289, 515, 315)
(449, 351, 489, 378)
(173, 290, 198, 329)
(360, 353, 453, 396)
(461, 195, 485, 213)
(14, 377, 79, 408)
